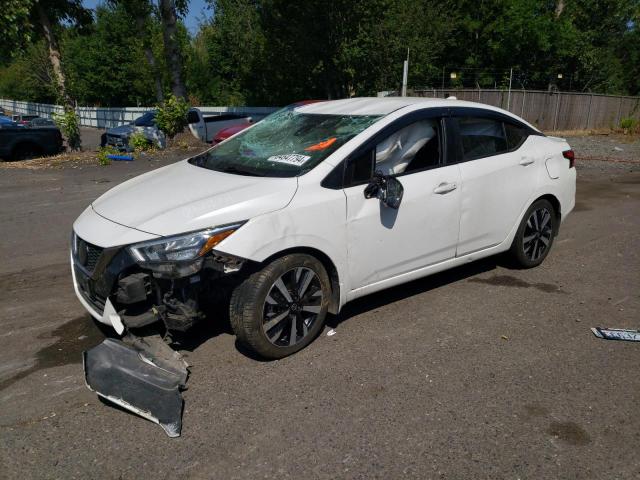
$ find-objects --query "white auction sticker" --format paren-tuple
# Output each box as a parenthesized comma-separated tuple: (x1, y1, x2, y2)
(268, 154, 311, 166)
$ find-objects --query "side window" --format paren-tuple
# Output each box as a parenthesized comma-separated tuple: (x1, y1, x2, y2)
(504, 122, 528, 150)
(456, 117, 508, 160)
(375, 119, 441, 176)
(344, 118, 443, 187)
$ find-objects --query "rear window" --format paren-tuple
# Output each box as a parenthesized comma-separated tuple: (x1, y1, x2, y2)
(134, 112, 156, 126)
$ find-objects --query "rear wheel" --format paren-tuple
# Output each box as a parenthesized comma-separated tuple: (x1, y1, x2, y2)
(229, 254, 330, 359)
(509, 199, 557, 268)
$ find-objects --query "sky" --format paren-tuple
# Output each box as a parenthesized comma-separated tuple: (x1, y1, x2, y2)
(81, 0, 212, 34)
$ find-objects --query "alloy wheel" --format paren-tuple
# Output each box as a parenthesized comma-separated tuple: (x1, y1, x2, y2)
(262, 267, 323, 347)
(523, 207, 553, 262)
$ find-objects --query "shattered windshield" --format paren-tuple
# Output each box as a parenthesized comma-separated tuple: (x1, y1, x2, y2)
(189, 108, 382, 177)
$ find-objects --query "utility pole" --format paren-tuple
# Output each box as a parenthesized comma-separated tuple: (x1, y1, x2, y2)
(401, 48, 410, 97)
(507, 68, 513, 111)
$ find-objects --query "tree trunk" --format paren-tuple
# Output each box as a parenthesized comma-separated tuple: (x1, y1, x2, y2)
(158, 0, 187, 99)
(555, 0, 565, 18)
(134, 12, 164, 103)
(36, 3, 73, 110)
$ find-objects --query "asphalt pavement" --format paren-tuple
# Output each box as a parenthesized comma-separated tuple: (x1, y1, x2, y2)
(0, 143, 638, 479)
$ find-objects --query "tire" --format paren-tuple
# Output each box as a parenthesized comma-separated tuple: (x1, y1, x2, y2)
(11, 142, 41, 161)
(229, 254, 331, 359)
(509, 199, 557, 268)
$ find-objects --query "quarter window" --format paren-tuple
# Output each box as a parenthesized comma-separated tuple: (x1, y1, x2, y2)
(345, 149, 374, 185)
(504, 122, 528, 149)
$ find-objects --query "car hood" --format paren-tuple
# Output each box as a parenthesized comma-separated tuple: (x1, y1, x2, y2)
(107, 124, 135, 136)
(91, 160, 298, 236)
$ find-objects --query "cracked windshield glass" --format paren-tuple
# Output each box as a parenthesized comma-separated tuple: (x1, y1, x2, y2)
(190, 107, 381, 177)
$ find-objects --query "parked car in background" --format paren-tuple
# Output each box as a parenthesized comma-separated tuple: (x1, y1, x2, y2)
(29, 117, 56, 127)
(210, 123, 250, 145)
(209, 101, 323, 145)
(0, 122, 63, 160)
(102, 111, 165, 151)
(72, 97, 576, 363)
(11, 114, 41, 126)
(187, 109, 252, 144)
(0, 116, 20, 128)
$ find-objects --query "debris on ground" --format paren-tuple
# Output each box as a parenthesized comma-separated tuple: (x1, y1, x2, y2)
(84, 333, 189, 437)
(591, 327, 640, 342)
(0, 131, 207, 170)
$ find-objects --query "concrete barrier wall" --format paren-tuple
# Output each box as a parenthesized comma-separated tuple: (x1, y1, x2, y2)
(0, 99, 278, 129)
(381, 89, 640, 131)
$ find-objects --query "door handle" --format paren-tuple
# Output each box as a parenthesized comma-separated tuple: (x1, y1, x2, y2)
(519, 157, 535, 166)
(433, 182, 457, 194)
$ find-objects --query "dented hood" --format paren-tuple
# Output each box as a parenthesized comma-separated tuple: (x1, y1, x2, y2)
(92, 160, 298, 236)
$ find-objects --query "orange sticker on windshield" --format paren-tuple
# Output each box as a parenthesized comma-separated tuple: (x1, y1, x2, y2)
(305, 137, 337, 151)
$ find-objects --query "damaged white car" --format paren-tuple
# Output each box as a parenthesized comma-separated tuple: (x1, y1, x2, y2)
(74, 97, 577, 354)
(72, 97, 575, 435)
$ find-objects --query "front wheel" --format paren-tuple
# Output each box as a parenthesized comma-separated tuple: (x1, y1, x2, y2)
(229, 254, 331, 359)
(509, 199, 558, 268)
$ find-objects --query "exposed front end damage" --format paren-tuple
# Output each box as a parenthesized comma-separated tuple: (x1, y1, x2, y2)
(71, 232, 248, 335)
(72, 232, 249, 437)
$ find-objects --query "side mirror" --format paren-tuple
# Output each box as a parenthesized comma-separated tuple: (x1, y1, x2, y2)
(364, 171, 404, 209)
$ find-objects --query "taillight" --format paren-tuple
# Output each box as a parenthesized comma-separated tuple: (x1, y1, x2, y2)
(563, 150, 575, 168)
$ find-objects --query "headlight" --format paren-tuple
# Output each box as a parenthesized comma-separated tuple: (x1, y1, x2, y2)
(128, 223, 244, 276)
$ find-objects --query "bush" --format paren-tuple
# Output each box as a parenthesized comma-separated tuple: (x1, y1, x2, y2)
(53, 109, 82, 151)
(155, 94, 189, 141)
(97, 146, 117, 166)
(129, 131, 153, 152)
(619, 117, 638, 134)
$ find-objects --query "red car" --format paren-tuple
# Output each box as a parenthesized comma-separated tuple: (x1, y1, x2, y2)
(211, 123, 249, 146)
(211, 100, 324, 146)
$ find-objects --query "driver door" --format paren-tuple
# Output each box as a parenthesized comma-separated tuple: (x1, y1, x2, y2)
(343, 113, 461, 290)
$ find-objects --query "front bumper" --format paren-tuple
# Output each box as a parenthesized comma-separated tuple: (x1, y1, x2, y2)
(71, 251, 126, 333)
(104, 134, 131, 151)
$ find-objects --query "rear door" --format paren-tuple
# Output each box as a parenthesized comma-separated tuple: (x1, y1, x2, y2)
(451, 112, 540, 256)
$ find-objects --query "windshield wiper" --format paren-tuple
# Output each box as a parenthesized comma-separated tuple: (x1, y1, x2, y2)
(221, 166, 265, 177)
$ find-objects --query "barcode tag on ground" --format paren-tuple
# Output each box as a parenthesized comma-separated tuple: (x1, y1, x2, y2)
(591, 327, 640, 341)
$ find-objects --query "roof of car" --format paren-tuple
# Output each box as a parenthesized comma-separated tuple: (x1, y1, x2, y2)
(295, 96, 536, 130)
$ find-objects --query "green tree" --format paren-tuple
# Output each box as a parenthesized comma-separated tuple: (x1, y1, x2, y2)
(108, 0, 164, 103)
(62, 4, 158, 106)
(159, 0, 188, 99)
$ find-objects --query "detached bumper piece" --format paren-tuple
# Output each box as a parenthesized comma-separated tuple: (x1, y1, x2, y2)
(83, 335, 189, 437)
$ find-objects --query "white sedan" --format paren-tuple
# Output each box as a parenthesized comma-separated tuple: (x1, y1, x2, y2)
(72, 97, 576, 359)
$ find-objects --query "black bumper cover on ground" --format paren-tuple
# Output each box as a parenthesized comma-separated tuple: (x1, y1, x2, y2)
(83, 337, 189, 437)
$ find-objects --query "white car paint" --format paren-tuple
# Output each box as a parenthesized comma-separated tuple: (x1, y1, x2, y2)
(72, 97, 576, 331)
(344, 163, 462, 287)
(91, 160, 298, 236)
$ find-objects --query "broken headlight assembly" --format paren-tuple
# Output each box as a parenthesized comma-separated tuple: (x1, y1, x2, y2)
(128, 222, 245, 277)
